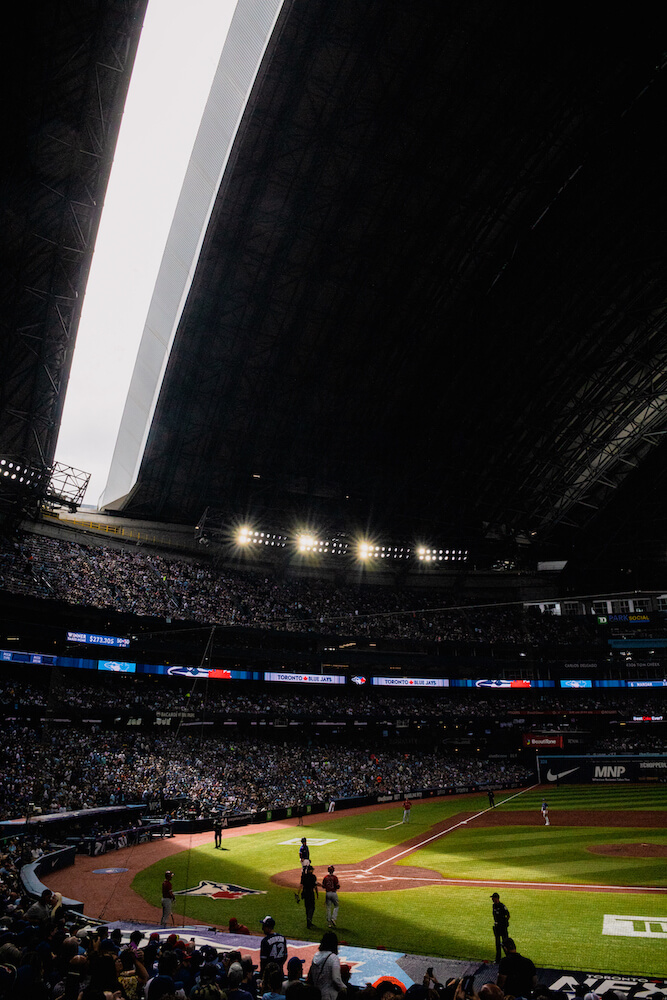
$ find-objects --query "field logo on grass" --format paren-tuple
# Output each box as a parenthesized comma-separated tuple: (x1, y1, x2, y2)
(174, 880, 267, 900)
(603, 914, 667, 938)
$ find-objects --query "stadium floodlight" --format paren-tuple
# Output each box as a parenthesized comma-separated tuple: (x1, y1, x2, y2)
(357, 540, 373, 560)
(297, 533, 317, 552)
(237, 526, 252, 545)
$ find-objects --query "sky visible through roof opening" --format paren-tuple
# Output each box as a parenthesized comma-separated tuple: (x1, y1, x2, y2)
(55, 0, 238, 508)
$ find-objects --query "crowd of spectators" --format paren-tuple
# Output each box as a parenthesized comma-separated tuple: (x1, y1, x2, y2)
(0, 533, 592, 645)
(0, 723, 533, 823)
(0, 906, 561, 1000)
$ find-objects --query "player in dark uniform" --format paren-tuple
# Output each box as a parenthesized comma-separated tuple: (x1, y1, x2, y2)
(491, 891, 510, 963)
(260, 915, 287, 973)
(300, 863, 319, 928)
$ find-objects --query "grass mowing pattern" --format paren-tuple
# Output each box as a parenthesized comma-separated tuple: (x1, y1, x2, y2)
(499, 784, 667, 812)
(131, 785, 667, 977)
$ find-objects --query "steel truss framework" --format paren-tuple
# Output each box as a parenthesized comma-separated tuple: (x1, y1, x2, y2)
(0, 0, 147, 493)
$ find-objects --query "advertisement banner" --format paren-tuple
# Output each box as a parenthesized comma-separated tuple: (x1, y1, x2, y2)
(371, 677, 449, 687)
(523, 735, 563, 748)
(538, 755, 667, 784)
(263, 672, 346, 685)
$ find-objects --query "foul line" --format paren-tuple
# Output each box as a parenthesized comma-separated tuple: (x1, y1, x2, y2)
(348, 872, 667, 893)
(364, 784, 539, 873)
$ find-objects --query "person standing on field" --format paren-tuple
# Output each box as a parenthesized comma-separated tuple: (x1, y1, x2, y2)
(161, 870, 175, 927)
(300, 863, 319, 928)
(490, 891, 510, 963)
(322, 865, 340, 927)
(402, 798, 412, 823)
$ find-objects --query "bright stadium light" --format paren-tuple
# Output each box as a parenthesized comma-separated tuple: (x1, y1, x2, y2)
(298, 533, 316, 552)
(357, 540, 372, 560)
(237, 526, 252, 545)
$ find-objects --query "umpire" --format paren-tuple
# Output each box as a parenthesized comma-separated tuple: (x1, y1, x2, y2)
(491, 892, 510, 963)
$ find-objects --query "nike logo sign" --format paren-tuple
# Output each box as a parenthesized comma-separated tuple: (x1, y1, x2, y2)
(546, 767, 579, 781)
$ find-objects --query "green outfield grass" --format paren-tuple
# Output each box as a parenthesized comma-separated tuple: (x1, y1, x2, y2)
(132, 785, 667, 977)
(498, 783, 667, 812)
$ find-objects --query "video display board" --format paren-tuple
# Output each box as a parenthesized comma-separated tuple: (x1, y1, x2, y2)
(67, 631, 130, 648)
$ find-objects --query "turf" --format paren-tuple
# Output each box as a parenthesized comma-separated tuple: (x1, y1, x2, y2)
(409, 824, 667, 887)
(132, 786, 667, 977)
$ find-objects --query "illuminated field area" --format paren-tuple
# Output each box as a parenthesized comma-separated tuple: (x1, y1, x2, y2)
(133, 785, 667, 977)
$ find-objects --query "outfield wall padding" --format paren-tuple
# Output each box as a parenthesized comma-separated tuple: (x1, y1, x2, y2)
(537, 754, 667, 784)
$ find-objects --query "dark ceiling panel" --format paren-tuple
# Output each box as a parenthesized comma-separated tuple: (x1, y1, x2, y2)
(105, 3, 667, 563)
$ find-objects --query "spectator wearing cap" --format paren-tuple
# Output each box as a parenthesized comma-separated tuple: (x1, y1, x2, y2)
(191, 962, 228, 1000)
(143, 932, 161, 973)
(241, 956, 258, 998)
(161, 870, 176, 928)
(147, 951, 186, 1000)
(23, 889, 55, 927)
(497, 939, 537, 998)
(374, 978, 406, 1000)
(259, 917, 287, 975)
(228, 962, 254, 1000)
(228, 918, 250, 936)
(282, 956, 305, 992)
(341, 963, 362, 995)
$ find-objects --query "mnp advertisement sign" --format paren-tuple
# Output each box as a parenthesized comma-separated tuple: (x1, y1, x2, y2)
(537, 755, 667, 784)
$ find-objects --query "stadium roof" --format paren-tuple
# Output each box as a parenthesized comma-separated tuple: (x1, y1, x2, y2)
(5, 2, 667, 568)
(0, 0, 147, 514)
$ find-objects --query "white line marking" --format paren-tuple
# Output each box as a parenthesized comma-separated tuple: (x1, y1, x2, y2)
(344, 873, 667, 892)
(364, 784, 539, 873)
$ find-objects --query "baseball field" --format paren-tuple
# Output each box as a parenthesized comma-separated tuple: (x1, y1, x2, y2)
(132, 784, 667, 978)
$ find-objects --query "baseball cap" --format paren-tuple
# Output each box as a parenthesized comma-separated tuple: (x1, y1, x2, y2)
(490, 892, 500, 899)
(165, 870, 174, 877)
(287, 957, 305, 971)
(328, 865, 335, 873)
(261, 915, 275, 927)
(584, 994, 601, 1000)
(373, 977, 406, 994)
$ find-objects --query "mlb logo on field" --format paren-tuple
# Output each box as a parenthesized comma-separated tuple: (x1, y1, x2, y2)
(175, 880, 267, 900)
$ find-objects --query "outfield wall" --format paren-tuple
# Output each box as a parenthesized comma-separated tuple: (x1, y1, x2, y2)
(537, 754, 667, 784)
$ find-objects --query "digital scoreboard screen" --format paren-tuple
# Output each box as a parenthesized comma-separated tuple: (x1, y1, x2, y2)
(67, 631, 130, 648)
